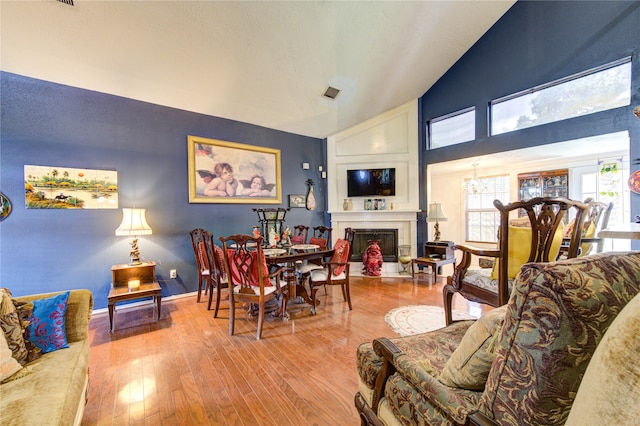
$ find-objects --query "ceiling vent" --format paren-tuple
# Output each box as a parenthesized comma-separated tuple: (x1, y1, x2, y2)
(57, 0, 74, 5)
(322, 86, 340, 100)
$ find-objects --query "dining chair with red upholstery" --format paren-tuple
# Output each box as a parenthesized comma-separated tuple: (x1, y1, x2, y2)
(308, 228, 354, 314)
(310, 225, 332, 249)
(297, 225, 333, 291)
(189, 228, 212, 303)
(200, 232, 229, 317)
(291, 225, 309, 245)
(218, 234, 286, 339)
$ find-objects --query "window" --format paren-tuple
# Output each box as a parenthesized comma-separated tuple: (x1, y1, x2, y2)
(465, 175, 510, 243)
(491, 58, 631, 135)
(429, 107, 475, 149)
(581, 172, 598, 203)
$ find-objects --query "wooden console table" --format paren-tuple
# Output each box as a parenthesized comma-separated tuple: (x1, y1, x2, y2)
(108, 261, 161, 332)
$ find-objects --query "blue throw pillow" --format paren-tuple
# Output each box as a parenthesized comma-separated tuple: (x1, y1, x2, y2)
(26, 291, 70, 353)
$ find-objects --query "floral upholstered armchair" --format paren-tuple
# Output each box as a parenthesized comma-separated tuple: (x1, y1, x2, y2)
(355, 251, 640, 426)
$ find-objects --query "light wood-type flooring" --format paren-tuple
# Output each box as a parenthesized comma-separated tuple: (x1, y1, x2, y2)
(81, 273, 487, 425)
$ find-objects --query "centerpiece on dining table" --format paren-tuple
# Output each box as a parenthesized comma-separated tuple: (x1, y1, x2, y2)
(252, 207, 290, 247)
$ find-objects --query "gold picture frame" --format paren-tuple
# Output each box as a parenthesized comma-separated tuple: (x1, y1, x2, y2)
(188, 135, 282, 204)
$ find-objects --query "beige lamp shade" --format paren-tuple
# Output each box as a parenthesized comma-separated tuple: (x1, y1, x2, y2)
(115, 208, 152, 265)
(115, 208, 152, 236)
(426, 203, 448, 222)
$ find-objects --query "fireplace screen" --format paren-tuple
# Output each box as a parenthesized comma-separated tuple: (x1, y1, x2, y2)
(351, 229, 398, 262)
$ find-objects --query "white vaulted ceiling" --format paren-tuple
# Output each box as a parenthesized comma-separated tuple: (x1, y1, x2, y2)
(0, 0, 514, 139)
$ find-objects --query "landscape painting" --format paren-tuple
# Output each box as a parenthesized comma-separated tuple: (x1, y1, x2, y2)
(24, 165, 118, 209)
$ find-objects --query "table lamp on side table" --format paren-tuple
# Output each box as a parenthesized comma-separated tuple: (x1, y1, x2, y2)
(426, 203, 448, 242)
(115, 208, 153, 265)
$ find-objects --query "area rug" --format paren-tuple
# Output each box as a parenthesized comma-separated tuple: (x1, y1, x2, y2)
(385, 305, 477, 336)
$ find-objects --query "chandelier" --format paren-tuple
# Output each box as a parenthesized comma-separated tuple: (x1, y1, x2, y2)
(465, 163, 487, 195)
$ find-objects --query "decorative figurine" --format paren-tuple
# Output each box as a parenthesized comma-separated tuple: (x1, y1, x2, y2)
(362, 239, 383, 277)
(268, 226, 278, 247)
(253, 226, 261, 239)
(282, 226, 291, 246)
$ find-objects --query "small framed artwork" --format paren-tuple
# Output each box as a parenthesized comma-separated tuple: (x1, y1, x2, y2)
(188, 135, 282, 204)
(289, 194, 306, 208)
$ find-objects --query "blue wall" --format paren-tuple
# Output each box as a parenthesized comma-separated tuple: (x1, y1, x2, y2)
(418, 1, 640, 253)
(0, 73, 325, 309)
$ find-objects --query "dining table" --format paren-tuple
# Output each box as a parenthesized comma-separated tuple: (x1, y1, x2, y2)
(264, 244, 334, 314)
(598, 223, 640, 240)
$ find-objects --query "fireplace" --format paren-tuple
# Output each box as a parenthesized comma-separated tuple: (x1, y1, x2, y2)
(351, 229, 398, 262)
(331, 210, 417, 276)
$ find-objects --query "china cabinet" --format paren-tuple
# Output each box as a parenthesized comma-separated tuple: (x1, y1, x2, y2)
(518, 169, 569, 216)
(518, 169, 568, 200)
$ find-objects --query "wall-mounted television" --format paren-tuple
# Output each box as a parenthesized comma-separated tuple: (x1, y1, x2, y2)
(347, 168, 396, 197)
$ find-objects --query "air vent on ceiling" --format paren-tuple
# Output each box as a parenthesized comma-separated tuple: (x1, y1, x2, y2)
(57, 0, 74, 5)
(323, 86, 340, 100)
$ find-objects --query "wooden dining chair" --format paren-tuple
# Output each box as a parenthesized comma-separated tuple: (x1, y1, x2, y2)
(291, 225, 309, 245)
(297, 225, 333, 292)
(218, 234, 286, 339)
(443, 197, 589, 325)
(310, 225, 332, 249)
(199, 232, 229, 317)
(559, 199, 613, 258)
(580, 200, 613, 255)
(189, 228, 212, 303)
(308, 228, 354, 314)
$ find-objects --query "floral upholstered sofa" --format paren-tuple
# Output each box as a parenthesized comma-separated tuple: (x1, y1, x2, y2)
(355, 251, 640, 425)
(1, 289, 93, 426)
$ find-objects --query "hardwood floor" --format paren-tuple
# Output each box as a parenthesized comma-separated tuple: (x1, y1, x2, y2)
(81, 274, 486, 425)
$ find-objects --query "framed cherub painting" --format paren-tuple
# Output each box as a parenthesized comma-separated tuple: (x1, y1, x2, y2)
(187, 135, 282, 204)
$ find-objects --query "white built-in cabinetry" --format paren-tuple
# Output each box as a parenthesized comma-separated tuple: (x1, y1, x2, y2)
(326, 100, 420, 275)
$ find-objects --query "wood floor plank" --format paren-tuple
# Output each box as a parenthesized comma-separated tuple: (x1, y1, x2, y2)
(82, 275, 488, 425)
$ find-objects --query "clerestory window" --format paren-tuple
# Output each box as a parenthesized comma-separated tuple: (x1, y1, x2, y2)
(491, 58, 631, 135)
(428, 107, 475, 149)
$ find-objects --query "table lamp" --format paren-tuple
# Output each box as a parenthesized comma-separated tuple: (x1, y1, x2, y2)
(115, 208, 152, 265)
(426, 203, 448, 242)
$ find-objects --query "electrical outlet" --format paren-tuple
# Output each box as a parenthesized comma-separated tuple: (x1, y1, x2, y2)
(170, 269, 177, 279)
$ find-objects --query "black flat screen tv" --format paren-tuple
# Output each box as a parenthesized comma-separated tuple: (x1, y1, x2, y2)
(347, 168, 396, 197)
